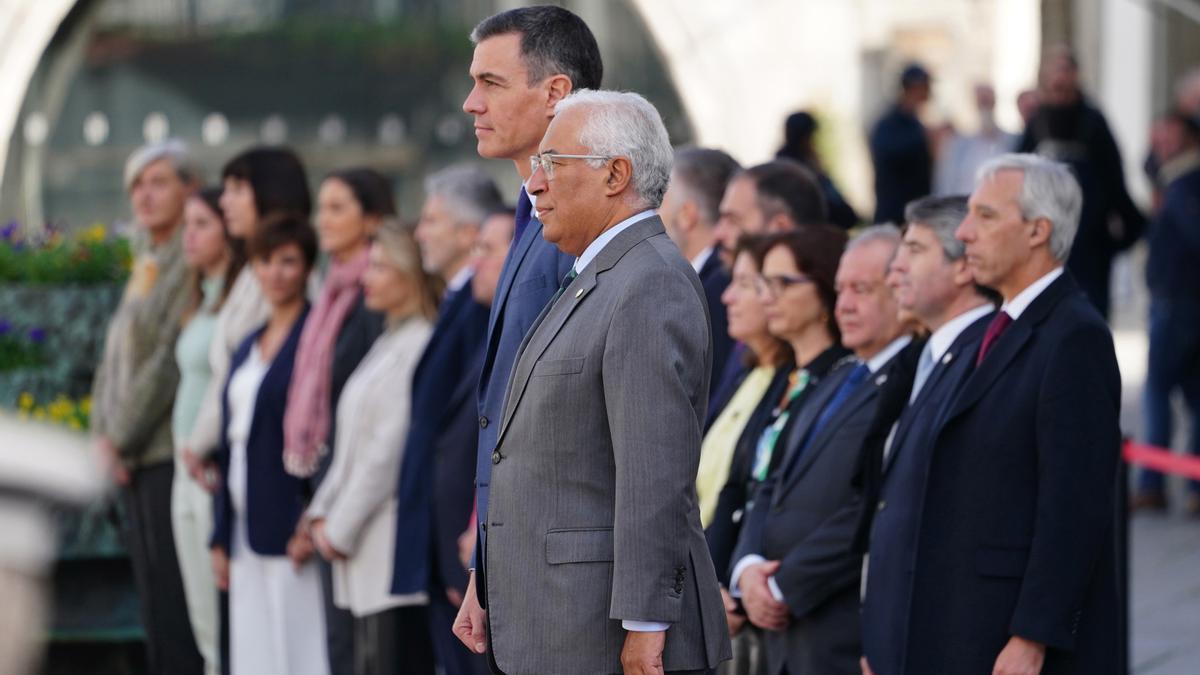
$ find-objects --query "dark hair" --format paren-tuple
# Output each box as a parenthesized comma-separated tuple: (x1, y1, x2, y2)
(247, 211, 319, 270)
(470, 5, 603, 90)
(740, 159, 829, 228)
(755, 225, 848, 346)
(777, 111, 819, 165)
(901, 63, 931, 89)
(731, 233, 793, 368)
(324, 168, 397, 218)
(222, 147, 312, 220)
(182, 187, 245, 324)
(672, 146, 742, 226)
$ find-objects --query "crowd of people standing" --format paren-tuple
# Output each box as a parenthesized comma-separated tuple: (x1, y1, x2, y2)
(80, 4, 1200, 675)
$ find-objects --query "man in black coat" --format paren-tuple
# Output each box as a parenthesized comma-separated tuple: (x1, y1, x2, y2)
(869, 64, 933, 225)
(857, 195, 997, 675)
(896, 154, 1121, 674)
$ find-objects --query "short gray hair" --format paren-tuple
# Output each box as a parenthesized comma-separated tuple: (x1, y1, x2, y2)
(554, 89, 673, 209)
(670, 146, 741, 226)
(904, 195, 969, 260)
(975, 153, 1082, 262)
(423, 164, 504, 227)
(847, 223, 902, 256)
(123, 139, 199, 192)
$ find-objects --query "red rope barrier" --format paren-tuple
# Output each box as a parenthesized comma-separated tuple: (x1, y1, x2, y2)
(1123, 440, 1200, 482)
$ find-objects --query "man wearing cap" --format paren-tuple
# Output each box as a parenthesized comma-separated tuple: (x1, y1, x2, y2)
(870, 64, 934, 225)
(91, 139, 203, 673)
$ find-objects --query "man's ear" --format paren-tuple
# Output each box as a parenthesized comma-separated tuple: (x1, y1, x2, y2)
(677, 201, 700, 233)
(766, 213, 796, 234)
(605, 157, 634, 198)
(1029, 216, 1053, 250)
(544, 75, 572, 117)
(951, 255, 974, 287)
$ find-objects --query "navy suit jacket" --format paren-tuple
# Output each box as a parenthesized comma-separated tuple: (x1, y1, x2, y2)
(859, 315, 990, 675)
(698, 252, 733, 392)
(212, 306, 310, 556)
(390, 283, 489, 595)
(473, 213, 574, 556)
(905, 273, 1121, 674)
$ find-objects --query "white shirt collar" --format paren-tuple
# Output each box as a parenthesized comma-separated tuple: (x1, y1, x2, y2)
(865, 334, 913, 374)
(573, 210, 657, 274)
(1001, 267, 1063, 320)
(927, 303, 995, 362)
(690, 245, 715, 274)
(446, 265, 473, 293)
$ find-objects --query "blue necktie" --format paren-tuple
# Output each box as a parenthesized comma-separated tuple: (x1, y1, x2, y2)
(785, 362, 871, 474)
(514, 188, 533, 244)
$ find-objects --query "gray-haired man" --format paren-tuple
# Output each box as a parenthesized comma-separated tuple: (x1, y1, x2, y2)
(472, 90, 730, 674)
(91, 139, 203, 674)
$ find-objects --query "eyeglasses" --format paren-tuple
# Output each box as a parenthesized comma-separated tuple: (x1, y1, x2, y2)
(529, 152, 612, 180)
(755, 273, 812, 297)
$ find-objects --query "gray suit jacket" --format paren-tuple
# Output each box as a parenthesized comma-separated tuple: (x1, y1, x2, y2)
(483, 216, 731, 674)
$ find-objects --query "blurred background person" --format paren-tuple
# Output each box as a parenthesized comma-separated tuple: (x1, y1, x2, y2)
(870, 64, 934, 225)
(210, 214, 325, 675)
(90, 139, 203, 675)
(934, 84, 1018, 196)
(661, 145, 742, 406)
(172, 187, 241, 675)
(182, 147, 312, 495)
(1018, 46, 1145, 318)
(1136, 110, 1200, 514)
(306, 220, 439, 675)
(714, 160, 829, 269)
(405, 164, 498, 675)
(286, 168, 393, 674)
(776, 112, 858, 229)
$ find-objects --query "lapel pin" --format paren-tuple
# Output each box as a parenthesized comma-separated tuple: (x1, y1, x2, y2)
(575, 288, 584, 298)
(875, 373, 888, 386)
(942, 352, 953, 364)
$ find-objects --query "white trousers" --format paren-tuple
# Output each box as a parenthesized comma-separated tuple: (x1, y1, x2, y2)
(171, 456, 220, 675)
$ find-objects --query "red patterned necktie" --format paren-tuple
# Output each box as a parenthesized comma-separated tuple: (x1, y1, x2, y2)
(975, 311, 1013, 367)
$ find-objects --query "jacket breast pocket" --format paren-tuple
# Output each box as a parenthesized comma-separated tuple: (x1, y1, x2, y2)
(532, 357, 585, 377)
(545, 527, 614, 564)
(975, 546, 1029, 578)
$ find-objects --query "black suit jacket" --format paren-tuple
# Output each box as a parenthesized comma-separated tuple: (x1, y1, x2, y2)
(905, 273, 1121, 674)
(858, 314, 990, 675)
(733, 343, 913, 675)
(698, 252, 733, 390)
(391, 283, 489, 595)
(432, 346, 485, 595)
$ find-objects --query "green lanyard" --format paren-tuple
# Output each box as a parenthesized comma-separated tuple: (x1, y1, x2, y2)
(751, 368, 811, 481)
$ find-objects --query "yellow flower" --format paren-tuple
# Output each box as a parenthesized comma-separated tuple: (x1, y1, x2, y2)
(80, 223, 107, 244)
(33, 407, 46, 421)
(18, 392, 34, 411)
(68, 418, 83, 430)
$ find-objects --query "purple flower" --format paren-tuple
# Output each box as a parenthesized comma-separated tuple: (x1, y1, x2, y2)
(1, 221, 16, 242)
(0, 319, 10, 336)
(27, 328, 45, 343)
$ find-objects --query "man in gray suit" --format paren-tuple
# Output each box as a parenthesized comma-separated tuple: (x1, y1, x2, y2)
(477, 90, 731, 674)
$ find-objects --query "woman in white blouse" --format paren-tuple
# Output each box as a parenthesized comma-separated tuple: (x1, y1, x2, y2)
(306, 220, 438, 674)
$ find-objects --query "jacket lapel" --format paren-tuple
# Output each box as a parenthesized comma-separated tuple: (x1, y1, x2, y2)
(483, 217, 544, 354)
(944, 274, 1075, 422)
(782, 371, 884, 494)
(493, 216, 666, 451)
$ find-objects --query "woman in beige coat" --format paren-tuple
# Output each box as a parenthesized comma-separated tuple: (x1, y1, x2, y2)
(306, 220, 438, 674)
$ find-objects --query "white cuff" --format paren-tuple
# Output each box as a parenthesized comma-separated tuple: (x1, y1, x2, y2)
(767, 575, 784, 602)
(729, 554, 767, 598)
(622, 620, 670, 632)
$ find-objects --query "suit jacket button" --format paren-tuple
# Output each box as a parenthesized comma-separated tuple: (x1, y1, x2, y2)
(479, 416, 490, 429)
(491, 450, 502, 464)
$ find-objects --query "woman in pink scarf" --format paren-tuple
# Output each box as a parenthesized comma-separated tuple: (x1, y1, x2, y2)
(283, 168, 396, 675)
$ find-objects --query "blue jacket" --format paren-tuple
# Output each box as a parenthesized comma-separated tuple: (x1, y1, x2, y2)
(1146, 162, 1200, 299)
(473, 214, 574, 553)
(211, 306, 310, 556)
(698, 251, 733, 396)
(390, 283, 489, 595)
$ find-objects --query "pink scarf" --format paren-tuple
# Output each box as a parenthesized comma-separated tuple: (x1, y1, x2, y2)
(283, 247, 370, 477)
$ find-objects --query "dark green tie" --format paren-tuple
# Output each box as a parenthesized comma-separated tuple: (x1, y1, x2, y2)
(550, 267, 578, 304)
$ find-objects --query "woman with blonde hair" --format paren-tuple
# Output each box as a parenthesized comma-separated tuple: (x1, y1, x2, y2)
(306, 219, 439, 674)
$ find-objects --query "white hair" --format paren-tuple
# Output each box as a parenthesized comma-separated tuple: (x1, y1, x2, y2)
(975, 153, 1082, 262)
(847, 223, 902, 254)
(423, 163, 504, 227)
(554, 89, 673, 209)
(123, 138, 198, 192)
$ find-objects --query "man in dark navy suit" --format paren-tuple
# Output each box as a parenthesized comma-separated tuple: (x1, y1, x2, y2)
(660, 146, 742, 406)
(858, 195, 997, 675)
(451, 4, 603, 658)
(890, 154, 1121, 675)
(396, 164, 500, 673)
